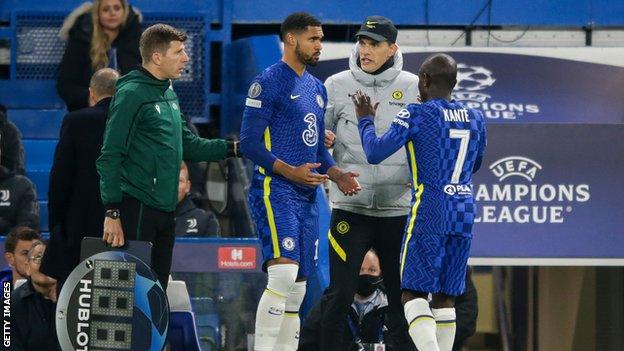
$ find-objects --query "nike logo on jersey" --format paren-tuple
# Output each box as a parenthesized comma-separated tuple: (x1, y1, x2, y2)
(290, 94, 301, 100)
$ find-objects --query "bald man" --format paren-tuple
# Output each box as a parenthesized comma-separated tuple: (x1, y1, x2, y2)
(353, 54, 487, 351)
(41, 68, 121, 284)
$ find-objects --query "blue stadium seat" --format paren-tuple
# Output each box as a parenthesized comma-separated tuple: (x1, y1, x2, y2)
(22, 139, 56, 172)
(9, 109, 65, 139)
(168, 311, 202, 351)
(191, 297, 220, 351)
(27, 170, 49, 200)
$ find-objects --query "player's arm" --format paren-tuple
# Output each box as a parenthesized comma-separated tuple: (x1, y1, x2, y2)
(351, 90, 411, 164)
(239, 80, 328, 186)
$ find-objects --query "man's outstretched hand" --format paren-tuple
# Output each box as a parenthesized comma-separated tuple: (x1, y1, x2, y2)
(351, 90, 379, 121)
(274, 160, 329, 186)
(335, 171, 361, 196)
(328, 167, 361, 196)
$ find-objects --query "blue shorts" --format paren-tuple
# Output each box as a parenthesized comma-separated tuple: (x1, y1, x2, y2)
(400, 233, 471, 296)
(249, 191, 319, 279)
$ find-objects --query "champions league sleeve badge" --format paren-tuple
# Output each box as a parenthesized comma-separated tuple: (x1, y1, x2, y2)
(56, 249, 169, 351)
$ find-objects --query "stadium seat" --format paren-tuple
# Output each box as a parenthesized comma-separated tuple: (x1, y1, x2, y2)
(167, 311, 202, 351)
(8, 109, 65, 139)
(22, 139, 56, 172)
(191, 297, 220, 351)
(27, 170, 49, 200)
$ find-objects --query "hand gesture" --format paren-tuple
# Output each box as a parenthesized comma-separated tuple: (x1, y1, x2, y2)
(287, 163, 330, 186)
(335, 171, 361, 196)
(324, 130, 336, 148)
(102, 216, 125, 247)
(351, 90, 379, 121)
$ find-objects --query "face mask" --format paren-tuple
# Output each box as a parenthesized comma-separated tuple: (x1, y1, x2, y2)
(356, 274, 382, 297)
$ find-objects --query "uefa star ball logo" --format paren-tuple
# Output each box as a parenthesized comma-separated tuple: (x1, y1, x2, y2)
(56, 251, 168, 351)
(455, 63, 496, 91)
(452, 63, 539, 120)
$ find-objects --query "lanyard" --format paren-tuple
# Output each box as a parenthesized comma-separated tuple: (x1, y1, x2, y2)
(347, 311, 385, 344)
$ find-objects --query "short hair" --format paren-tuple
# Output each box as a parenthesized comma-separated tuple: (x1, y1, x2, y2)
(280, 12, 321, 40)
(90, 68, 120, 97)
(5, 226, 40, 254)
(421, 53, 458, 91)
(139, 24, 188, 63)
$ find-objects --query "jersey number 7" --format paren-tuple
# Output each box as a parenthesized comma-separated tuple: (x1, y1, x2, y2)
(449, 129, 470, 184)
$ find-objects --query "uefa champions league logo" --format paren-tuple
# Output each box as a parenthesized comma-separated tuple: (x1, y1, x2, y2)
(456, 64, 496, 91)
(474, 156, 590, 224)
(452, 63, 540, 120)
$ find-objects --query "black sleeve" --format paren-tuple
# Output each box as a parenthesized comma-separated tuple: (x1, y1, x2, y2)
(47, 115, 75, 231)
(56, 36, 90, 111)
(15, 177, 40, 230)
(204, 210, 220, 237)
(454, 267, 478, 349)
(0, 117, 25, 175)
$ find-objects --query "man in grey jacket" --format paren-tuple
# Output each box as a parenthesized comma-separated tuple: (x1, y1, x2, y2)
(319, 16, 418, 351)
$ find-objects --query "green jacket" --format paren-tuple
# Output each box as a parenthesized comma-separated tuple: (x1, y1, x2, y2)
(97, 69, 227, 212)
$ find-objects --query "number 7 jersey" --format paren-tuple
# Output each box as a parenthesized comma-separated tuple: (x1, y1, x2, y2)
(358, 98, 487, 237)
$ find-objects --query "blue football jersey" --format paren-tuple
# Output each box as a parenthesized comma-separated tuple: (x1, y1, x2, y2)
(358, 98, 487, 237)
(240, 61, 332, 201)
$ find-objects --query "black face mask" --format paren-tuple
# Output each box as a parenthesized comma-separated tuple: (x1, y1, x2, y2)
(356, 274, 382, 297)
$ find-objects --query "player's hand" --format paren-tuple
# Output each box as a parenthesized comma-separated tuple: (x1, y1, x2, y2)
(103, 217, 125, 247)
(351, 90, 379, 121)
(324, 130, 336, 148)
(335, 171, 361, 196)
(287, 163, 330, 186)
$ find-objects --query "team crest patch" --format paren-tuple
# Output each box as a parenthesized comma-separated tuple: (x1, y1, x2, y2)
(397, 109, 410, 119)
(248, 82, 262, 98)
(172, 102, 178, 110)
(282, 237, 295, 251)
(316, 94, 324, 108)
(392, 90, 403, 100)
(336, 221, 350, 234)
